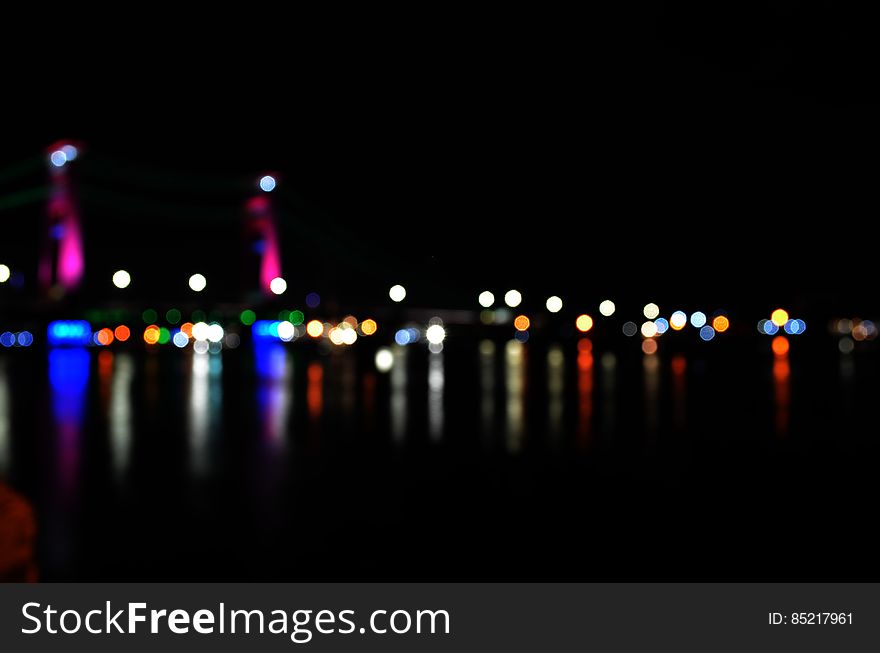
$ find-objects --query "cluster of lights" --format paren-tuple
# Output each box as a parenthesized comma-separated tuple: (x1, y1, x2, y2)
(614, 307, 729, 345)
(48, 144, 78, 168)
(832, 317, 876, 354)
(393, 320, 446, 352)
(0, 331, 33, 347)
(757, 309, 806, 337)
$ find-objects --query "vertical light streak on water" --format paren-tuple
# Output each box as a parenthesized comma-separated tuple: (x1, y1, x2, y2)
(390, 346, 408, 443)
(577, 339, 594, 448)
(109, 352, 135, 481)
(547, 345, 564, 444)
(0, 360, 10, 475)
(428, 352, 444, 441)
(479, 340, 496, 445)
(643, 353, 660, 437)
(255, 342, 292, 449)
(505, 340, 525, 453)
(600, 352, 617, 437)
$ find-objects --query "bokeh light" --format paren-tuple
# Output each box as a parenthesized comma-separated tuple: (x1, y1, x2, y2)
(188, 273, 207, 292)
(599, 300, 615, 317)
(180, 322, 194, 338)
(426, 324, 446, 345)
(360, 318, 378, 336)
(643, 303, 659, 319)
(114, 325, 130, 342)
(375, 348, 394, 373)
(712, 315, 730, 333)
(240, 309, 256, 326)
(306, 292, 321, 308)
(545, 296, 563, 313)
(478, 291, 495, 308)
(772, 335, 789, 356)
(206, 324, 224, 343)
(0, 264, 9, 283)
(670, 311, 687, 330)
(575, 314, 594, 333)
(16, 332, 33, 347)
(622, 321, 637, 337)
(143, 325, 161, 345)
(0, 332, 14, 347)
(654, 318, 669, 334)
(763, 320, 779, 335)
(690, 311, 707, 328)
(771, 308, 789, 327)
(61, 144, 78, 161)
(699, 326, 715, 341)
(270, 277, 287, 295)
(642, 339, 658, 355)
(640, 321, 657, 338)
(514, 315, 531, 331)
(504, 290, 522, 308)
(839, 337, 854, 354)
(112, 269, 131, 289)
(166, 308, 181, 324)
(49, 150, 66, 167)
(277, 321, 295, 341)
(259, 175, 276, 192)
(173, 331, 189, 348)
(306, 320, 324, 338)
(389, 284, 407, 302)
(191, 322, 210, 341)
(96, 328, 114, 346)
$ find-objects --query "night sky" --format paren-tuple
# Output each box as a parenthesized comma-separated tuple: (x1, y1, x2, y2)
(2, 5, 878, 314)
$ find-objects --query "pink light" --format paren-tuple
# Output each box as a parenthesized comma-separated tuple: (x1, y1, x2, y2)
(245, 188, 282, 295)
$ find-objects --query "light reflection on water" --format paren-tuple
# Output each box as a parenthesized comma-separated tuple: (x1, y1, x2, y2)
(188, 351, 223, 475)
(479, 340, 495, 445)
(390, 346, 407, 443)
(428, 353, 444, 441)
(49, 348, 90, 493)
(255, 342, 292, 448)
(109, 352, 135, 480)
(0, 360, 10, 475)
(547, 345, 564, 444)
(505, 339, 525, 453)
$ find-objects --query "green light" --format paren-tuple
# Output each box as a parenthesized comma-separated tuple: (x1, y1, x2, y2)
(166, 308, 181, 324)
(142, 308, 158, 324)
(240, 309, 256, 326)
(192, 310, 206, 323)
(289, 310, 304, 326)
(158, 327, 171, 345)
(277, 309, 290, 321)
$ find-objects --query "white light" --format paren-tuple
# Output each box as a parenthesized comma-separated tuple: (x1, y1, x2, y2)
(61, 144, 78, 161)
(269, 277, 287, 295)
(375, 347, 394, 372)
(478, 291, 495, 308)
(545, 296, 563, 313)
(172, 332, 189, 348)
(643, 303, 660, 319)
(112, 269, 131, 289)
(0, 264, 9, 283)
(670, 311, 688, 329)
(389, 284, 407, 302)
(189, 273, 207, 292)
(207, 323, 224, 343)
(193, 340, 209, 354)
(690, 311, 707, 328)
(49, 150, 66, 167)
(259, 175, 276, 192)
(328, 327, 345, 346)
(191, 322, 210, 341)
(342, 327, 358, 345)
(641, 321, 658, 338)
(599, 300, 615, 316)
(426, 324, 446, 345)
(504, 290, 522, 308)
(277, 321, 295, 341)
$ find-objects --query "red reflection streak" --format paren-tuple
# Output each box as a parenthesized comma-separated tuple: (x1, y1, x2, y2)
(671, 354, 686, 430)
(362, 373, 376, 430)
(98, 350, 113, 412)
(577, 338, 593, 447)
(307, 362, 323, 422)
(773, 356, 790, 437)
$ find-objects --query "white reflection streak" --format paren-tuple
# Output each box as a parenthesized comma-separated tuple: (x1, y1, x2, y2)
(0, 361, 10, 475)
(428, 353, 444, 441)
(109, 353, 134, 479)
(600, 352, 617, 436)
(505, 340, 525, 453)
(547, 346, 564, 441)
(643, 354, 660, 436)
(390, 346, 408, 443)
(479, 340, 495, 441)
(189, 352, 223, 475)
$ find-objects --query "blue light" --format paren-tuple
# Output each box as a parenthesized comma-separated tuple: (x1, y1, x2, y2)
(762, 321, 779, 335)
(259, 175, 276, 192)
(173, 331, 189, 348)
(407, 327, 421, 343)
(49, 150, 67, 167)
(654, 317, 669, 334)
(794, 319, 806, 333)
(0, 332, 14, 347)
(61, 144, 78, 161)
(17, 331, 33, 347)
(255, 341, 286, 379)
(47, 320, 92, 346)
(699, 325, 716, 341)
(757, 319, 768, 334)
(253, 320, 281, 342)
(690, 311, 707, 328)
(305, 292, 320, 308)
(514, 330, 529, 343)
(394, 329, 410, 345)
(784, 319, 801, 335)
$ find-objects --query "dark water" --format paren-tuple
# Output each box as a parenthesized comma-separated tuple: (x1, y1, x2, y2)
(1, 336, 878, 581)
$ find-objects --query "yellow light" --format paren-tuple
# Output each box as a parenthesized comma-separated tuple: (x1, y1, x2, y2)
(575, 314, 593, 333)
(514, 315, 530, 331)
(771, 308, 789, 327)
(306, 320, 324, 338)
(360, 318, 378, 336)
(143, 325, 161, 345)
(712, 315, 729, 333)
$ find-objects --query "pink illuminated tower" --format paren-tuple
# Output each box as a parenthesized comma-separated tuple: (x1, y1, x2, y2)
(243, 174, 283, 296)
(39, 142, 85, 296)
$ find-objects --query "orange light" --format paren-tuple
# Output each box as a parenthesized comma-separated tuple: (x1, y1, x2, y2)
(96, 328, 114, 346)
(114, 325, 130, 342)
(712, 315, 729, 333)
(360, 318, 378, 336)
(577, 338, 592, 353)
(772, 335, 789, 357)
(143, 325, 161, 345)
(671, 354, 686, 375)
(514, 315, 530, 331)
(343, 315, 358, 328)
(180, 322, 194, 338)
(306, 320, 324, 338)
(641, 339, 658, 355)
(575, 314, 593, 333)
(771, 308, 789, 327)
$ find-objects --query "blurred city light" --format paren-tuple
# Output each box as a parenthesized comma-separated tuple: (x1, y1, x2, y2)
(259, 175, 276, 192)
(389, 284, 407, 302)
(188, 273, 207, 292)
(426, 324, 446, 345)
(771, 308, 789, 327)
(112, 269, 131, 289)
(375, 348, 394, 373)
(504, 290, 522, 308)
(772, 335, 790, 357)
(478, 291, 495, 308)
(641, 321, 658, 338)
(670, 311, 687, 330)
(643, 303, 659, 319)
(0, 264, 10, 283)
(699, 325, 715, 341)
(622, 321, 637, 337)
(360, 318, 378, 336)
(514, 315, 531, 331)
(575, 314, 594, 333)
(306, 320, 324, 338)
(654, 317, 669, 334)
(269, 277, 287, 295)
(114, 325, 130, 342)
(545, 296, 563, 313)
(690, 311, 707, 328)
(599, 300, 615, 317)
(712, 315, 730, 333)
(47, 320, 92, 346)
